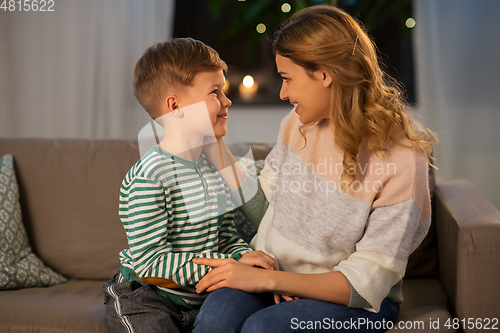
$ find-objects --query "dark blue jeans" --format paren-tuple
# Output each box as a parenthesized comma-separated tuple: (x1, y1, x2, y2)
(193, 288, 399, 333)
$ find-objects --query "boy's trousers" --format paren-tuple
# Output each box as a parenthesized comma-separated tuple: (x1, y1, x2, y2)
(102, 272, 199, 333)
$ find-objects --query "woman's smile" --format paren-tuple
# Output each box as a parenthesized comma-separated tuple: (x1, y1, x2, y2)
(293, 103, 300, 116)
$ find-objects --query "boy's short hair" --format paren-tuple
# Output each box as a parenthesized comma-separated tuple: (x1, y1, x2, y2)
(133, 38, 228, 119)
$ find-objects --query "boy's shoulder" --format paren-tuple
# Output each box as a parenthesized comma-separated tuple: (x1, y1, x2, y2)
(124, 146, 172, 183)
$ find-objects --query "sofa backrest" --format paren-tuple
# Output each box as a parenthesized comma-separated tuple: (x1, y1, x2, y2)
(0, 138, 438, 281)
(0, 138, 138, 280)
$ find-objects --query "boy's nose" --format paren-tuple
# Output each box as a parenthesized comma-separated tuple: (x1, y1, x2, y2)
(221, 94, 232, 108)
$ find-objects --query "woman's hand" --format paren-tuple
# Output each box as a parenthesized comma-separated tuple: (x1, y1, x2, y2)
(239, 251, 298, 303)
(194, 255, 299, 302)
(238, 250, 279, 271)
(193, 258, 271, 294)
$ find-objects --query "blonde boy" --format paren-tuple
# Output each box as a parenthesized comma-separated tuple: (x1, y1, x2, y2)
(102, 38, 276, 333)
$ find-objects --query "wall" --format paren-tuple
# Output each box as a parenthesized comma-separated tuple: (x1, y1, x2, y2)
(413, 0, 500, 209)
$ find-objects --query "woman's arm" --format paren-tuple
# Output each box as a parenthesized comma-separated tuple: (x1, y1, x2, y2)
(193, 258, 351, 305)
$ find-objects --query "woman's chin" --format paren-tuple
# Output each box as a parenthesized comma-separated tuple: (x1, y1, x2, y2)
(214, 128, 227, 139)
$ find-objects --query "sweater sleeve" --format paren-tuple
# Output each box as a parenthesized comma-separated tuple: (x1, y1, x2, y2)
(120, 176, 243, 288)
(230, 146, 279, 227)
(217, 194, 253, 256)
(232, 176, 268, 227)
(335, 200, 429, 311)
(334, 152, 431, 312)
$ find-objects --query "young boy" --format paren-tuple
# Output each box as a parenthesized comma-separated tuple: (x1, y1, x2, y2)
(102, 38, 277, 333)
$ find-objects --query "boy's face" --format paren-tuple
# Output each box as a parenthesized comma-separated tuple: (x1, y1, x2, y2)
(177, 70, 231, 138)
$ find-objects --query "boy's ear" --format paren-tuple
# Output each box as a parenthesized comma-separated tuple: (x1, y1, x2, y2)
(165, 96, 183, 116)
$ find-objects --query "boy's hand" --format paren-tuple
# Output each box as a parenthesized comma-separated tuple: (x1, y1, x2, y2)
(273, 294, 300, 304)
(202, 137, 245, 191)
(202, 137, 225, 170)
(238, 250, 279, 271)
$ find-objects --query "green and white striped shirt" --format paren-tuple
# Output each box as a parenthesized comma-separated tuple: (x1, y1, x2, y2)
(118, 145, 252, 308)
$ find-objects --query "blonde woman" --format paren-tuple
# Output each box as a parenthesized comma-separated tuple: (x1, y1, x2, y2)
(193, 5, 437, 333)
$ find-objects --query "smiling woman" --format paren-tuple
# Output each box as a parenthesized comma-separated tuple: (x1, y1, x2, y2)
(193, 5, 436, 333)
(276, 54, 332, 125)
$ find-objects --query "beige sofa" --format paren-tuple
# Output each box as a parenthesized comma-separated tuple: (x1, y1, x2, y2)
(0, 138, 499, 333)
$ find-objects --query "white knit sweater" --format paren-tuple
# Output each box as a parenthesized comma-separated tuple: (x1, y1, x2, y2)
(234, 110, 431, 312)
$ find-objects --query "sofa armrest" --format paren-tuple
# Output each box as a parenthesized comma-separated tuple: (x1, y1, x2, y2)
(434, 178, 500, 332)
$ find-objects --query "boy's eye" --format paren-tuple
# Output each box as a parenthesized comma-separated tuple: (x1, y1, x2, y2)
(211, 89, 218, 94)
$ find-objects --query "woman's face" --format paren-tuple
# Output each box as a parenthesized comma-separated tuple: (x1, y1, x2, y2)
(276, 54, 333, 124)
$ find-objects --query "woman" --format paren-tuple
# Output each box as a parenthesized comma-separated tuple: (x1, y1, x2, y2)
(194, 5, 436, 332)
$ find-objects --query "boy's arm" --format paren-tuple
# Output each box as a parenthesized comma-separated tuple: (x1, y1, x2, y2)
(120, 176, 241, 288)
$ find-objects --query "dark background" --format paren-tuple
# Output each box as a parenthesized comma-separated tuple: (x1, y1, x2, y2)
(173, 0, 415, 105)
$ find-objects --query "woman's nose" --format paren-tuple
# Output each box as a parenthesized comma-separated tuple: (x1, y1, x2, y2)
(279, 84, 288, 101)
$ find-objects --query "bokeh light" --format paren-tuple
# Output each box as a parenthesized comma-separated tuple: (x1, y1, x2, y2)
(405, 18, 416, 29)
(242, 75, 255, 88)
(256, 23, 266, 34)
(281, 3, 291, 13)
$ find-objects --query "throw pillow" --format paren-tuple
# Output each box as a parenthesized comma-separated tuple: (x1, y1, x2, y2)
(0, 154, 67, 290)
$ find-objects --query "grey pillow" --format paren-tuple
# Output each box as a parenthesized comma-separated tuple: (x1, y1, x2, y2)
(0, 154, 67, 290)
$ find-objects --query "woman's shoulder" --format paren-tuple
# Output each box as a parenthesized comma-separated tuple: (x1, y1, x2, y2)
(363, 140, 430, 212)
(363, 139, 428, 173)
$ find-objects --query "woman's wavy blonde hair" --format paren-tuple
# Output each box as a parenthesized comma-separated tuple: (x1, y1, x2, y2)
(272, 5, 437, 190)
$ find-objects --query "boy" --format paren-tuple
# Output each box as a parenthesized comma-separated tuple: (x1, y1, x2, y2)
(102, 38, 277, 333)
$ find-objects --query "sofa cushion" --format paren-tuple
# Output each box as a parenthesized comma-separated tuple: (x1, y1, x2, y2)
(405, 166, 438, 279)
(390, 279, 455, 333)
(0, 154, 67, 290)
(405, 217, 438, 279)
(0, 139, 138, 280)
(0, 279, 109, 333)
